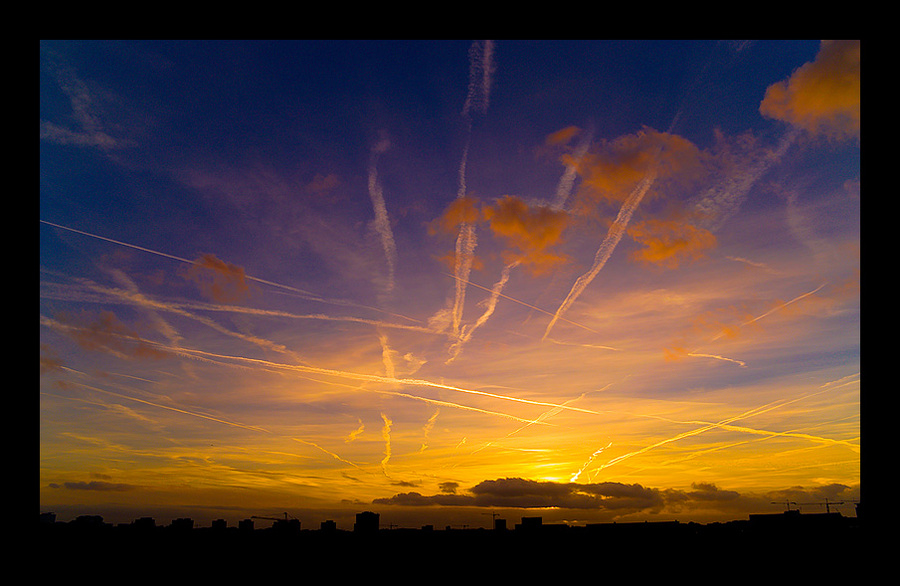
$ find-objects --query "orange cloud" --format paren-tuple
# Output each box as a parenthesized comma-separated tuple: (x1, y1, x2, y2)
(429, 196, 482, 235)
(572, 127, 706, 214)
(482, 195, 570, 274)
(545, 125, 582, 147)
(627, 217, 717, 269)
(55, 310, 168, 360)
(183, 253, 252, 303)
(759, 40, 860, 140)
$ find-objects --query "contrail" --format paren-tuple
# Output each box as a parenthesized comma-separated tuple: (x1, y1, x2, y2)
(368, 137, 398, 293)
(551, 124, 593, 211)
(442, 272, 602, 335)
(40, 219, 418, 323)
(543, 168, 658, 340)
(687, 353, 747, 368)
(592, 382, 859, 475)
(380, 412, 392, 474)
(450, 40, 495, 336)
(447, 261, 518, 363)
(420, 409, 440, 452)
(571, 441, 612, 482)
(59, 381, 271, 434)
(41, 280, 441, 337)
(81, 381, 367, 470)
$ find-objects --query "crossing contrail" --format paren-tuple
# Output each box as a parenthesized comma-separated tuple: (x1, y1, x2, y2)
(447, 261, 518, 363)
(543, 168, 658, 340)
(40, 219, 418, 323)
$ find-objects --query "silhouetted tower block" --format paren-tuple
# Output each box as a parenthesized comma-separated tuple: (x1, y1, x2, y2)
(239, 518, 255, 532)
(72, 515, 106, 528)
(272, 518, 301, 534)
(211, 519, 227, 531)
(131, 517, 157, 533)
(494, 518, 507, 531)
(320, 519, 337, 532)
(170, 517, 194, 532)
(517, 516, 543, 531)
(354, 511, 380, 533)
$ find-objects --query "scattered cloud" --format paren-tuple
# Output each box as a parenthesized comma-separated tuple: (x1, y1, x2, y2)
(760, 40, 860, 141)
(182, 254, 253, 304)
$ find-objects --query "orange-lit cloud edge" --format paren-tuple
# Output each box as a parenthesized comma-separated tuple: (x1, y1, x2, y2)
(40, 41, 859, 529)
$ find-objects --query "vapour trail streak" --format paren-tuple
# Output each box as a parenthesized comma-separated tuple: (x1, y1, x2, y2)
(592, 383, 859, 475)
(687, 353, 747, 368)
(48, 310, 851, 449)
(684, 282, 829, 366)
(543, 168, 659, 340)
(55, 379, 370, 471)
(45, 309, 851, 451)
(447, 261, 518, 363)
(42, 280, 442, 337)
(450, 40, 495, 336)
(294, 371, 550, 426)
(442, 272, 602, 335)
(368, 139, 397, 293)
(54, 381, 270, 433)
(40, 220, 419, 323)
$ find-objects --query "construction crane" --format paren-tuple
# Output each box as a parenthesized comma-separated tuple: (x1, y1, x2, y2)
(771, 500, 798, 511)
(798, 499, 844, 514)
(251, 512, 293, 522)
(482, 511, 500, 529)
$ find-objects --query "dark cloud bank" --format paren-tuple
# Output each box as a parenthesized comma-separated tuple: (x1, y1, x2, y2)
(374, 477, 859, 519)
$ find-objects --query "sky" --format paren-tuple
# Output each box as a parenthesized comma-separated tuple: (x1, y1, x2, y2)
(40, 40, 860, 530)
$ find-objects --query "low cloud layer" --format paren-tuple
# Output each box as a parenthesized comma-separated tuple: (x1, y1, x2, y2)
(374, 477, 859, 519)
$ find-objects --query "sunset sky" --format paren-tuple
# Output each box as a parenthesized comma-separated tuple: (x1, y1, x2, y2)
(40, 40, 860, 530)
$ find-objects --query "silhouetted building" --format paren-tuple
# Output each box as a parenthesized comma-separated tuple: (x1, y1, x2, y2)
(239, 518, 255, 532)
(170, 518, 194, 532)
(272, 518, 301, 534)
(320, 520, 337, 531)
(354, 511, 379, 533)
(516, 516, 542, 531)
(40, 512, 56, 524)
(494, 518, 507, 531)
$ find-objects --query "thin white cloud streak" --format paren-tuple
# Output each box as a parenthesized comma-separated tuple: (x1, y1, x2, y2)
(590, 381, 859, 477)
(55, 379, 370, 471)
(44, 308, 850, 453)
(380, 412, 392, 474)
(709, 282, 827, 343)
(40, 281, 440, 339)
(551, 125, 593, 211)
(40, 220, 417, 323)
(420, 409, 440, 452)
(40, 64, 123, 150)
(693, 129, 798, 232)
(368, 138, 398, 294)
(462, 40, 495, 121)
(54, 380, 271, 434)
(687, 353, 747, 368)
(543, 168, 659, 340)
(571, 441, 612, 482)
(450, 40, 495, 336)
(447, 261, 519, 363)
(442, 272, 602, 335)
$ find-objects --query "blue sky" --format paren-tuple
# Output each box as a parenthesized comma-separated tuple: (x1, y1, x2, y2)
(40, 40, 859, 529)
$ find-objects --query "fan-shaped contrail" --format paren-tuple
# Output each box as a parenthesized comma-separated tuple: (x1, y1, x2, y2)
(543, 168, 658, 340)
(368, 137, 397, 294)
